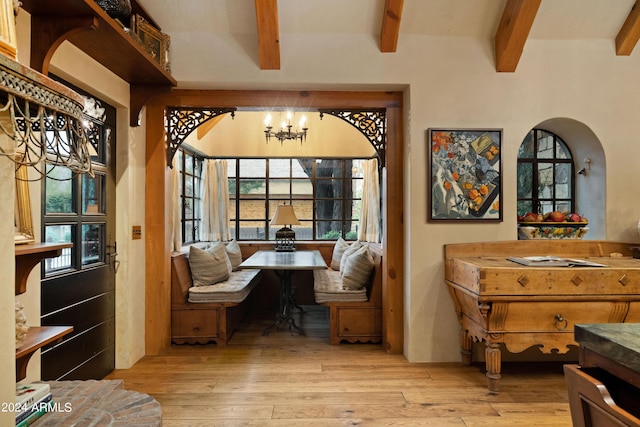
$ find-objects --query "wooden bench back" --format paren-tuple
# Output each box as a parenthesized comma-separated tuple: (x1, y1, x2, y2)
(171, 252, 193, 305)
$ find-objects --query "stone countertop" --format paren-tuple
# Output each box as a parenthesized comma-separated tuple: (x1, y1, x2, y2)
(575, 323, 640, 375)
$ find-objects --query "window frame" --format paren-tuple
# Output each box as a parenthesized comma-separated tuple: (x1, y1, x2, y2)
(176, 148, 204, 244)
(517, 129, 575, 215)
(229, 158, 364, 242)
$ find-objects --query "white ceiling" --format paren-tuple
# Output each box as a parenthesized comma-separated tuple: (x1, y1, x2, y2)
(139, 0, 636, 41)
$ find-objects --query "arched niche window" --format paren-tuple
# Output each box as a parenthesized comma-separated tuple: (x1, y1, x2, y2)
(517, 129, 575, 215)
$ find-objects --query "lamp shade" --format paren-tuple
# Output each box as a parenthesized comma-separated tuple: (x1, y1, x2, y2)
(270, 205, 300, 226)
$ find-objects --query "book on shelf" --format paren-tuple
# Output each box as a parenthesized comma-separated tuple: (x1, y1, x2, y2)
(16, 383, 50, 408)
(507, 256, 608, 268)
(15, 393, 52, 424)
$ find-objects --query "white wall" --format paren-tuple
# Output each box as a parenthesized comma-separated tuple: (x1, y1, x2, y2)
(168, 31, 640, 362)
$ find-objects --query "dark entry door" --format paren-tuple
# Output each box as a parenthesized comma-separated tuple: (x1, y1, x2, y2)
(40, 87, 116, 380)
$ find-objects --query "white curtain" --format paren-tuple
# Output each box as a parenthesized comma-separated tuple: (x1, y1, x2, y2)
(358, 158, 381, 242)
(200, 159, 230, 242)
(170, 155, 182, 251)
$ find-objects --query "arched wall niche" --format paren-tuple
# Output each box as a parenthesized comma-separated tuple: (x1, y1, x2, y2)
(525, 117, 606, 240)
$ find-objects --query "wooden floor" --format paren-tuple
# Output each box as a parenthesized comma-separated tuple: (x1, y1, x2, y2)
(105, 305, 573, 426)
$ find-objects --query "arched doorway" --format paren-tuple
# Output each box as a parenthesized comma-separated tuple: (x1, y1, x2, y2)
(142, 90, 405, 354)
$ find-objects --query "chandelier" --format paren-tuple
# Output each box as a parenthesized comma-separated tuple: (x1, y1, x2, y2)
(264, 112, 308, 144)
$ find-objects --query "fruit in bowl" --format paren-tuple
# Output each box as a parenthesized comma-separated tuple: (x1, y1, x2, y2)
(547, 211, 566, 222)
(521, 212, 543, 222)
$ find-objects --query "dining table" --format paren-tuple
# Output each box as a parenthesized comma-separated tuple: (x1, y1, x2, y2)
(239, 250, 328, 335)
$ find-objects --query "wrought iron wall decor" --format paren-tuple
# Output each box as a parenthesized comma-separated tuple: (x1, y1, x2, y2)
(319, 109, 386, 167)
(165, 107, 387, 168)
(0, 53, 92, 180)
(166, 107, 236, 167)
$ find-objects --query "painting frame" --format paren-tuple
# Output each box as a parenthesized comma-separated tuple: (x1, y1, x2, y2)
(15, 162, 34, 245)
(428, 128, 503, 222)
(131, 14, 171, 73)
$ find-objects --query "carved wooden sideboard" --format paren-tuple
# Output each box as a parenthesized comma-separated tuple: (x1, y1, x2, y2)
(444, 240, 640, 392)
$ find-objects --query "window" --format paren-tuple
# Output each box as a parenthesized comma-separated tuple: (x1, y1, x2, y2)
(229, 158, 364, 241)
(42, 93, 114, 275)
(517, 129, 575, 215)
(177, 156, 370, 244)
(176, 148, 203, 244)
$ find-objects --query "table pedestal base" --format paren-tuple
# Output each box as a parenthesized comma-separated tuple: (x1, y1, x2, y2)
(263, 270, 305, 336)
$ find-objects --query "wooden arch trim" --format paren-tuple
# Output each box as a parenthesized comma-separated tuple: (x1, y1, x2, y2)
(143, 89, 404, 356)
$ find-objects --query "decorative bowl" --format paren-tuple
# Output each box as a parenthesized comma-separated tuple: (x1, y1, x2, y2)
(518, 222, 589, 240)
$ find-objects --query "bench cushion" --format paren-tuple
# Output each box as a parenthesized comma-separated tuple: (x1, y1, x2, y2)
(188, 269, 261, 303)
(313, 268, 367, 303)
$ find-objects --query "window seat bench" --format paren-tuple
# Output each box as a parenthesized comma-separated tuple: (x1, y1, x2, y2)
(313, 243, 383, 345)
(170, 251, 262, 346)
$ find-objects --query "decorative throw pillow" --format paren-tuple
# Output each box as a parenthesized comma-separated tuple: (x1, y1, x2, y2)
(341, 244, 375, 290)
(225, 239, 243, 271)
(330, 237, 350, 270)
(340, 240, 363, 273)
(188, 243, 231, 287)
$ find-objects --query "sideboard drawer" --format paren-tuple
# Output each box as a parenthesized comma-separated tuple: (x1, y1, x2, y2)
(499, 302, 621, 332)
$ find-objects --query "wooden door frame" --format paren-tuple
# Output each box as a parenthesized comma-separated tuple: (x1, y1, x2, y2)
(143, 89, 404, 354)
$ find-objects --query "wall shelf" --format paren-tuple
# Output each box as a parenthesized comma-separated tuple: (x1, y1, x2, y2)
(16, 326, 73, 382)
(19, 0, 177, 126)
(15, 243, 74, 382)
(15, 242, 73, 295)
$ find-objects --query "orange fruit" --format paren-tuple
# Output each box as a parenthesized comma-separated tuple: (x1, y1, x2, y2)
(479, 184, 488, 195)
(452, 172, 459, 181)
(444, 181, 452, 190)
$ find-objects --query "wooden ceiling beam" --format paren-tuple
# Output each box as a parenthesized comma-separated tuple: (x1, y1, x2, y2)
(494, 0, 541, 72)
(616, 1, 640, 56)
(254, 0, 280, 70)
(380, 0, 404, 52)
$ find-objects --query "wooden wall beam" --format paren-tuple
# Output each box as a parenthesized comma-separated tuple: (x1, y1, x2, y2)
(254, 0, 280, 70)
(616, 1, 640, 56)
(145, 104, 171, 355)
(494, 0, 541, 72)
(380, 0, 404, 53)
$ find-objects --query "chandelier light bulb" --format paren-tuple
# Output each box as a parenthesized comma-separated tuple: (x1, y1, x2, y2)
(299, 115, 306, 128)
(264, 114, 272, 127)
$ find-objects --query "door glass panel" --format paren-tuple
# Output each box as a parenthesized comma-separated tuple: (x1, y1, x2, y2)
(82, 223, 103, 266)
(45, 166, 74, 214)
(44, 225, 73, 273)
(82, 173, 105, 214)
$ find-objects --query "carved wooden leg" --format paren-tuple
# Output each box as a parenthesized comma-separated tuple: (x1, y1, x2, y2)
(485, 341, 502, 392)
(461, 329, 473, 365)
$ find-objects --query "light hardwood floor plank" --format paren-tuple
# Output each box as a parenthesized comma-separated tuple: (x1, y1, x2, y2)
(105, 305, 573, 426)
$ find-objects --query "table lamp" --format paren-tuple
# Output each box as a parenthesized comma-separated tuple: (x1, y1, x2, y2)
(271, 204, 300, 252)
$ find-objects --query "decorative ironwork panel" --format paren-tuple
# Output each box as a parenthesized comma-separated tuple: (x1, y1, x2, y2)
(166, 107, 236, 167)
(319, 109, 386, 167)
(0, 53, 92, 179)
